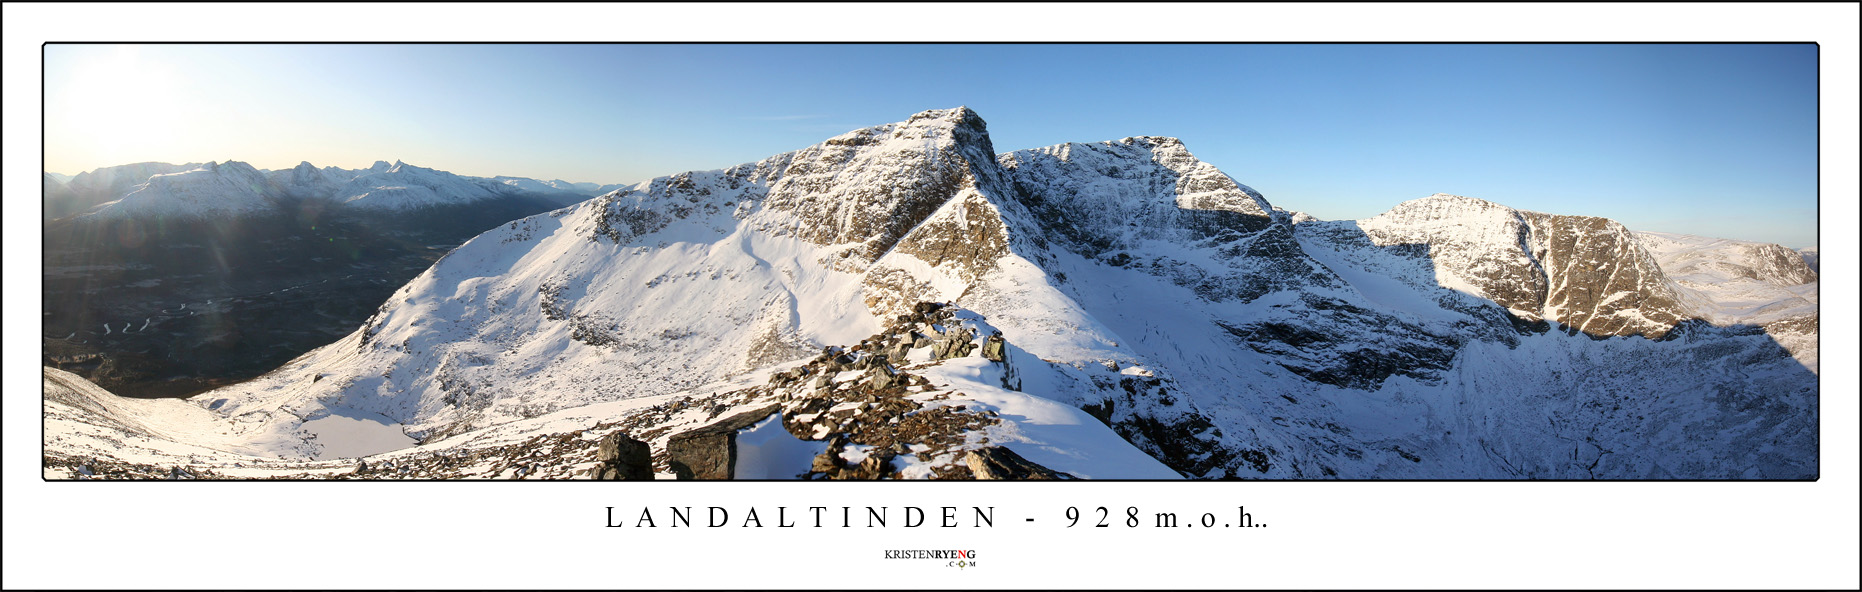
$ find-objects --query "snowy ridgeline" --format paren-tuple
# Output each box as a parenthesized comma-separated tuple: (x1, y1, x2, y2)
(42, 107, 1819, 479)
(47, 159, 619, 222)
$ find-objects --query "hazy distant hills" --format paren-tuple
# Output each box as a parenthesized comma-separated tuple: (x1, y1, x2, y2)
(43, 159, 610, 221)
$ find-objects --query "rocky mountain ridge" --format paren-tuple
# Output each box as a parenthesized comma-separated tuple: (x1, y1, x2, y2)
(42, 107, 1819, 479)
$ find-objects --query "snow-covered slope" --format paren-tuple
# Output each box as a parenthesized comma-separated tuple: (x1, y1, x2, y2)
(1636, 231, 1817, 325)
(44, 107, 1818, 480)
(1635, 230, 1819, 373)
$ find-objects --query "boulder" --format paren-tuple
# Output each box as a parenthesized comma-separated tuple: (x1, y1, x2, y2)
(810, 449, 843, 474)
(666, 405, 782, 480)
(964, 446, 1069, 480)
(855, 453, 894, 479)
(981, 331, 1008, 362)
(592, 432, 654, 480)
(868, 366, 898, 390)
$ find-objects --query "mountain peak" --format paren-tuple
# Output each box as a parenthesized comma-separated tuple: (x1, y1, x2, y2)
(1409, 192, 1507, 209)
(904, 106, 984, 129)
(1123, 135, 1183, 146)
(739, 107, 1009, 263)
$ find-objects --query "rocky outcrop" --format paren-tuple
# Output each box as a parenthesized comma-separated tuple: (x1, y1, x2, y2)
(964, 446, 1070, 479)
(590, 432, 654, 480)
(666, 405, 781, 480)
(806, 436, 899, 480)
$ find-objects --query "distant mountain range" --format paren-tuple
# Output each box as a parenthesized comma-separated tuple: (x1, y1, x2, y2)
(43, 107, 1818, 480)
(43, 159, 616, 221)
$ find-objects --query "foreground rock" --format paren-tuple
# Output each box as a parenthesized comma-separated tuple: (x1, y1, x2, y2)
(965, 446, 1070, 479)
(665, 405, 782, 480)
(590, 432, 654, 480)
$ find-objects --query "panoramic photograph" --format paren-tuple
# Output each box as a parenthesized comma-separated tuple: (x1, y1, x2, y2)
(38, 42, 1821, 481)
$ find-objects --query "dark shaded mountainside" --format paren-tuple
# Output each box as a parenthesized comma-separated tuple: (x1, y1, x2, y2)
(43, 108, 1818, 479)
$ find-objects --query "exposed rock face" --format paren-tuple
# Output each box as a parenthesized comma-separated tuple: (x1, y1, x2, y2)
(1795, 248, 1818, 273)
(981, 332, 1007, 362)
(666, 405, 781, 480)
(1000, 137, 1336, 305)
(1356, 194, 1686, 338)
(1000, 137, 1275, 253)
(1216, 295, 1460, 390)
(886, 191, 1013, 282)
(586, 155, 792, 245)
(763, 107, 1003, 262)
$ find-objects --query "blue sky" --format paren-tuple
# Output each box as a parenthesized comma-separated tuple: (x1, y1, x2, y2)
(43, 43, 1818, 247)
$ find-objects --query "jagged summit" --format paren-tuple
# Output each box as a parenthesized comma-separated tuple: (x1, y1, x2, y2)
(694, 106, 1008, 263)
(904, 105, 985, 129)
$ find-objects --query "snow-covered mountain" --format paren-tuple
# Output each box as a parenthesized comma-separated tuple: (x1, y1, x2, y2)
(43, 107, 1818, 479)
(84, 160, 282, 220)
(490, 176, 617, 196)
(45, 161, 202, 219)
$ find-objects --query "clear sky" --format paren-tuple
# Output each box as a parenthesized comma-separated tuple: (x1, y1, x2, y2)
(43, 43, 1818, 248)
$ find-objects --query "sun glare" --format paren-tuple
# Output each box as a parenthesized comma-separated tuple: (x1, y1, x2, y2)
(53, 46, 194, 168)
